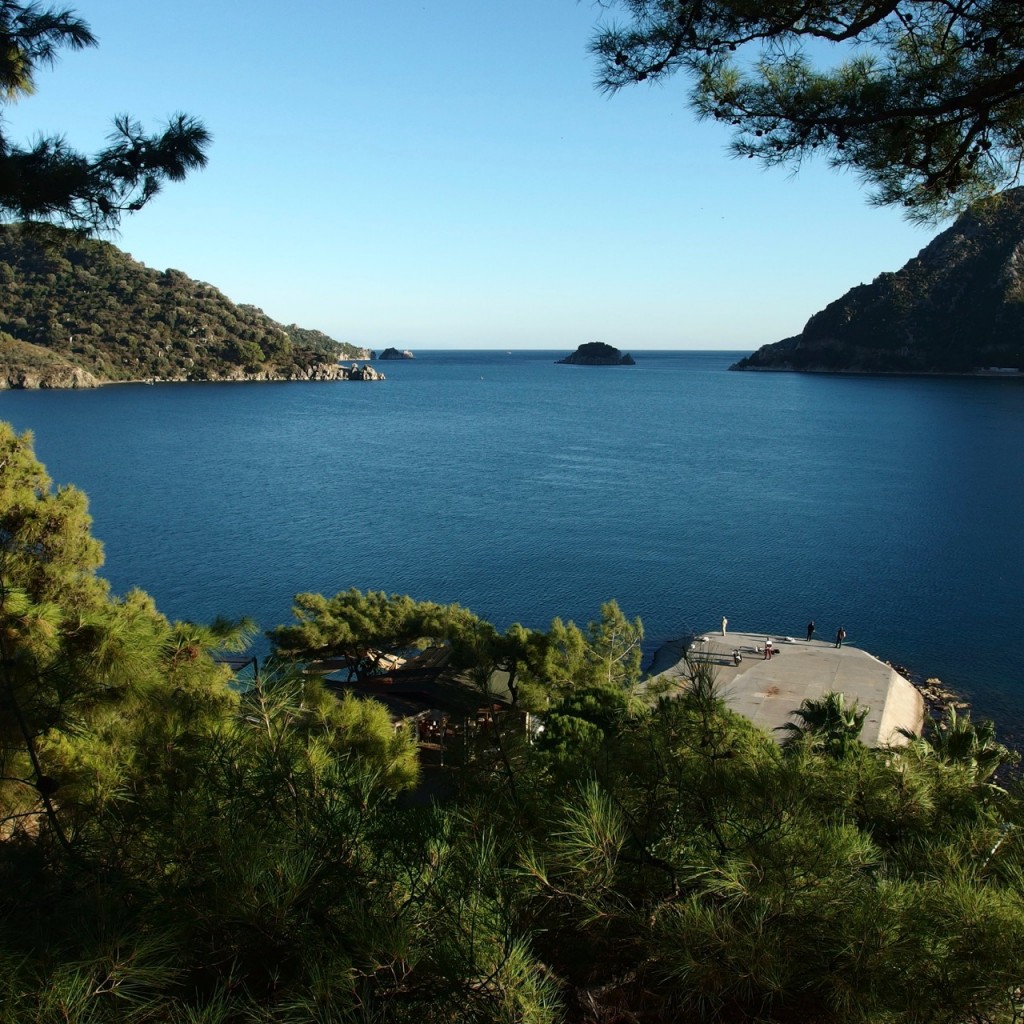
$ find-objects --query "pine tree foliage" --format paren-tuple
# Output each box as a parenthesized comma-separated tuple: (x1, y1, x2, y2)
(270, 588, 486, 677)
(541, 599, 644, 699)
(269, 587, 550, 712)
(2, 426, 1024, 1021)
(0, 2, 210, 230)
(590, 0, 1024, 220)
(518, 686, 1024, 1023)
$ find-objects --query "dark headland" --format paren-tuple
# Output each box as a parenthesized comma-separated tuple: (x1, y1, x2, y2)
(557, 342, 636, 366)
(732, 188, 1024, 375)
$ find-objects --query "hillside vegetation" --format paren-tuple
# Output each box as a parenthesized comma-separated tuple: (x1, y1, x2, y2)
(0, 224, 370, 387)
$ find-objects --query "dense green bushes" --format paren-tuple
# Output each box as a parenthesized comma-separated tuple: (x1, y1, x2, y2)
(1, 424, 1023, 1023)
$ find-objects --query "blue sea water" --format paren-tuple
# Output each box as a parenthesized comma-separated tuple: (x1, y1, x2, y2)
(3, 350, 1024, 736)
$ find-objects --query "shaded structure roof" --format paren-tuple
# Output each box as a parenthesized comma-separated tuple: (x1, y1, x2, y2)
(318, 646, 514, 719)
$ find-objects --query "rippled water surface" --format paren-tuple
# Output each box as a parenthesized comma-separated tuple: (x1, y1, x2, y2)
(5, 351, 1024, 734)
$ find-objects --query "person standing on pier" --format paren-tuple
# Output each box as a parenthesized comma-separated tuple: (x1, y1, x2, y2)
(835, 626, 846, 648)
(807, 620, 815, 641)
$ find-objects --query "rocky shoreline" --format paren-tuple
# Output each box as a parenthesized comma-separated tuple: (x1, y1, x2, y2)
(0, 361, 385, 390)
(883, 661, 981, 731)
(732, 364, 1023, 378)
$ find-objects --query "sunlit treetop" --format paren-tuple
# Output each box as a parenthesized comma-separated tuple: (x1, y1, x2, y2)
(591, 0, 1024, 221)
(0, 1, 210, 232)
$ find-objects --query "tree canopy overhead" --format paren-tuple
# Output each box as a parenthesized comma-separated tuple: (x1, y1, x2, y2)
(0, 1, 210, 231)
(591, 0, 1024, 220)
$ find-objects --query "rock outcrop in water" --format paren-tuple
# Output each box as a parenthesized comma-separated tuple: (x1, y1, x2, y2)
(557, 342, 636, 366)
(732, 189, 1024, 374)
(377, 347, 414, 360)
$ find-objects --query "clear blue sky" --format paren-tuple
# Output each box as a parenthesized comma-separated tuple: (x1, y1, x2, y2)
(7, 1, 936, 351)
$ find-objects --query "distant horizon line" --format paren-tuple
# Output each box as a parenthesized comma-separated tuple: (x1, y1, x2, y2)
(352, 346, 754, 353)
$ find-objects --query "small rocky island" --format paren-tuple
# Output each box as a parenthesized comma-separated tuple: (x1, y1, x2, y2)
(557, 342, 635, 366)
(377, 347, 415, 360)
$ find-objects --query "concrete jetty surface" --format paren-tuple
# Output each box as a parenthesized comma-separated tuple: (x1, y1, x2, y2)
(646, 630, 925, 747)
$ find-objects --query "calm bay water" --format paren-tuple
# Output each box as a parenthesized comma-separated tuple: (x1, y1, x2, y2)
(4, 350, 1024, 736)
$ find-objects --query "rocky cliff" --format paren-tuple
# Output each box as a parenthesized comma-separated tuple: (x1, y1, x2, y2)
(1, 361, 100, 390)
(733, 190, 1024, 374)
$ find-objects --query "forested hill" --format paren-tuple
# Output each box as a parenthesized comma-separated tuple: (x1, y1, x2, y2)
(733, 189, 1024, 374)
(0, 224, 371, 387)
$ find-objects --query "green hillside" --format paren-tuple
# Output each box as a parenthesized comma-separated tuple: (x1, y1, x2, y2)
(0, 224, 370, 387)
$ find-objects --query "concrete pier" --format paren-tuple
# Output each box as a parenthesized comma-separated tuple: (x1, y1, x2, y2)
(646, 629, 925, 747)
